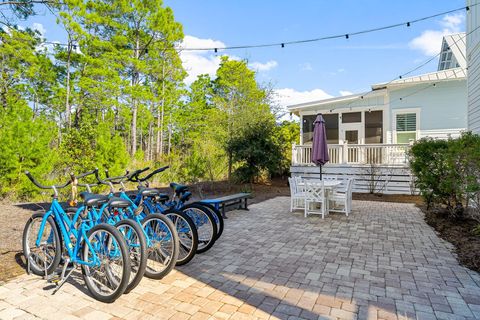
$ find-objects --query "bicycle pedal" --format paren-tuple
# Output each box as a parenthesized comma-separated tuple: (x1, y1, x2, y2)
(47, 275, 61, 284)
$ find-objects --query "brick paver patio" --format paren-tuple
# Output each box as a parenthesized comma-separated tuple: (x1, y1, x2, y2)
(1, 197, 480, 320)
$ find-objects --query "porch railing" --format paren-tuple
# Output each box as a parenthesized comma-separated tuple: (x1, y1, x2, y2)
(292, 143, 411, 166)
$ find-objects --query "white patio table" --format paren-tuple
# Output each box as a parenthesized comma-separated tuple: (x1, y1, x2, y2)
(297, 179, 343, 213)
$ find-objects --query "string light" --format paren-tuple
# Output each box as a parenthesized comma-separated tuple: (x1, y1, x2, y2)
(1, 4, 476, 53)
(336, 26, 479, 113)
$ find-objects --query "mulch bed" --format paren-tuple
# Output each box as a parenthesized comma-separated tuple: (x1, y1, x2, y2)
(421, 206, 480, 273)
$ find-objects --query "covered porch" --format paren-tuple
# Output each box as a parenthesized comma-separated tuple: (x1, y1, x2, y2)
(292, 143, 411, 166)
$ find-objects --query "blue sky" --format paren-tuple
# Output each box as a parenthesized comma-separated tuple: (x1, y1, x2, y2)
(14, 0, 467, 111)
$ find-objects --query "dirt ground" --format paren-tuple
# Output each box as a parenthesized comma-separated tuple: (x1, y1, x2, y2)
(0, 178, 425, 283)
(422, 206, 480, 273)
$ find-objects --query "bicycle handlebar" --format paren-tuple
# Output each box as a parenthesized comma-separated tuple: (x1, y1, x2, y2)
(95, 169, 133, 185)
(24, 171, 72, 190)
(75, 169, 97, 180)
(73, 169, 99, 188)
(126, 167, 150, 182)
(136, 166, 169, 182)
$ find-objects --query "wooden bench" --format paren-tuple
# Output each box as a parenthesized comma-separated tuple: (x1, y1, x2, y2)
(200, 193, 251, 219)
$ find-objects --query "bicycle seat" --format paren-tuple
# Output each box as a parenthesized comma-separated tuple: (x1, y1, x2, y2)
(154, 193, 169, 203)
(170, 182, 188, 194)
(108, 197, 130, 208)
(80, 192, 109, 207)
(139, 188, 160, 197)
(179, 191, 192, 202)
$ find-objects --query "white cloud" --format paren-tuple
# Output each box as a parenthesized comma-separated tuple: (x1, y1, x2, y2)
(273, 88, 333, 120)
(248, 60, 278, 71)
(339, 90, 353, 96)
(299, 62, 313, 71)
(409, 13, 465, 56)
(179, 35, 226, 85)
(32, 22, 46, 36)
(274, 88, 332, 108)
(180, 35, 274, 84)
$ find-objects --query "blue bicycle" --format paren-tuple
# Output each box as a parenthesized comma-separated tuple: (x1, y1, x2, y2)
(127, 167, 222, 253)
(93, 169, 180, 279)
(22, 172, 131, 303)
(71, 170, 147, 294)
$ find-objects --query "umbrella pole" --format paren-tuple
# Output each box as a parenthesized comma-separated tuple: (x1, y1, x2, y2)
(320, 165, 322, 180)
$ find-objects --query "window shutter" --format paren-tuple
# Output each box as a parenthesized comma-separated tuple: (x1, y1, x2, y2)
(396, 113, 416, 132)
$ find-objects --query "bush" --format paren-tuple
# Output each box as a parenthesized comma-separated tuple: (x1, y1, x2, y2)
(409, 132, 480, 218)
(227, 122, 283, 184)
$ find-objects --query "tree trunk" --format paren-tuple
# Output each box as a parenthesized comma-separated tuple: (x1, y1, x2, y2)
(65, 35, 72, 129)
(228, 152, 232, 182)
(156, 63, 165, 158)
(130, 36, 140, 156)
(167, 112, 172, 155)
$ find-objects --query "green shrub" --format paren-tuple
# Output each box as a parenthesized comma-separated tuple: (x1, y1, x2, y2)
(409, 132, 480, 218)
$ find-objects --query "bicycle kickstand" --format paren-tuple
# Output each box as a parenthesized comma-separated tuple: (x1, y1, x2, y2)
(51, 257, 75, 295)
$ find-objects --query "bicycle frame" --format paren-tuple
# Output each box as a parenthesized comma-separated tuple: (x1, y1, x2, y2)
(36, 199, 100, 267)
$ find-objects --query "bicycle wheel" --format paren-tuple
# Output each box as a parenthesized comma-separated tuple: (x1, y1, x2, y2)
(197, 202, 224, 240)
(114, 219, 147, 293)
(181, 203, 217, 254)
(164, 209, 198, 266)
(142, 214, 179, 279)
(22, 212, 62, 276)
(81, 223, 131, 303)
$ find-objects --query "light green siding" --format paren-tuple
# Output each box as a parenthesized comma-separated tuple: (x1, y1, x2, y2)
(389, 80, 467, 131)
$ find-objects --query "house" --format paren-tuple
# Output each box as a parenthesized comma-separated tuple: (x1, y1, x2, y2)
(467, 0, 480, 133)
(288, 34, 467, 194)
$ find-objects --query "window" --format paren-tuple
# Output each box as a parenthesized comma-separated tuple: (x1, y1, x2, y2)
(323, 114, 339, 144)
(302, 114, 339, 144)
(365, 110, 383, 143)
(341, 112, 361, 123)
(396, 113, 417, 143)
(302, 115, 315, 143)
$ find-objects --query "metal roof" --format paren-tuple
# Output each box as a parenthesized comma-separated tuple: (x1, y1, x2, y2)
(442, 33, 467, 69)
(372, 67, 466, 89)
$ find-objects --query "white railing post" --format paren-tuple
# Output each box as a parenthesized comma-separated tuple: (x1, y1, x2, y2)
(291, 144, 296, 165)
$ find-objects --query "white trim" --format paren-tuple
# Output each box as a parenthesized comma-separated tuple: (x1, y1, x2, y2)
(299, 105, 385, 117)
(300, 114, 304, 145)
(392, 108, 421, 143)
(288, 89, 386, 113)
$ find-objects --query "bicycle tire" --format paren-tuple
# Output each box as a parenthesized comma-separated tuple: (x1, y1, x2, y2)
(114, 219, 147, 293)
(142, 213, 179, 279)
(22, 212, 62, 276)
(180, 203, 217, 254)
(163, 208, 198, 266)
(196, 202, 224, 240)
(81, 223, 131, 303)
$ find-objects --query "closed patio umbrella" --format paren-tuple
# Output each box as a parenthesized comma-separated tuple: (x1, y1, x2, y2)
(311, 114, 329, 179)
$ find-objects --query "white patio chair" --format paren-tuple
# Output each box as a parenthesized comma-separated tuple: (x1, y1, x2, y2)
(288, 177, 305, 212)
(294, 176, 305, 192)
(304, 179, 327, 218)
(329, 178, 354, 216)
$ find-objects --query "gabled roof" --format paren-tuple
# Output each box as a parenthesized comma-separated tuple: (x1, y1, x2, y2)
(438, 33, 466, 70)
(371, 67, 466, 90)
